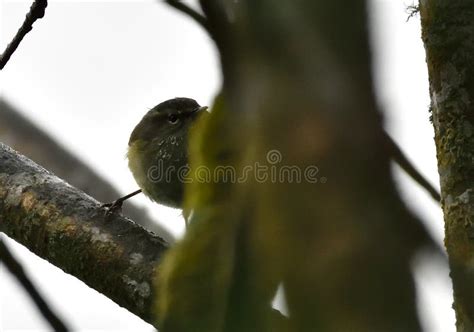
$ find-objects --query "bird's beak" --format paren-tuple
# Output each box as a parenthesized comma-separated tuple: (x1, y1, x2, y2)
(189, 106, 209, 120)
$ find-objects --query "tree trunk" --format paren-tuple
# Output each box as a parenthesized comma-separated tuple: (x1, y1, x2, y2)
(419, 1, 474, 330)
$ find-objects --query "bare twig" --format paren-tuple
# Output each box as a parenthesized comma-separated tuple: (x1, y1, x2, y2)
(406, 5, 420, 22)
(164, 0, 210, 34)
(0, 0, 48, 70)
(384, 132, 440, 202)
(0, 238, 69, 331)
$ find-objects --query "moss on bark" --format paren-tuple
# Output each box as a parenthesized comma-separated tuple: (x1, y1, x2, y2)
(420, 1, 474, 330)
(0, 143, 168, 327)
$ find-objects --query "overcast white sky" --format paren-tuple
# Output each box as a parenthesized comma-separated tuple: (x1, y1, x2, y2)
(0, 0, 455, 331)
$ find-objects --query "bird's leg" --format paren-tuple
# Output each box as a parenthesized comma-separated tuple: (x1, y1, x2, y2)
(101, 189, 142, 215)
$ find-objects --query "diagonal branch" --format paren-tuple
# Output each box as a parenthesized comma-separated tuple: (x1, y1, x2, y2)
(0, 0, 48, 70)
(198, 0, 230, 47)
(0, 238, 69, 331)
(0, 142, 168, 327)
(383, 132, 440, 202)
(164, 0, 211, 34)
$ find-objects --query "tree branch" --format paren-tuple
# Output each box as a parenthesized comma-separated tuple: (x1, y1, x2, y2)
(0, 238, 69, 331)
(0, 142, 168, 327)
(164, 0, 211, 34)
(0, 0, 48, 70)
(384, 132, 440, 202)
(198, 0, 231, 52)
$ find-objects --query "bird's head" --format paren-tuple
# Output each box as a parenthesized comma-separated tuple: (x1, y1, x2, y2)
(129, 97, 208, 146)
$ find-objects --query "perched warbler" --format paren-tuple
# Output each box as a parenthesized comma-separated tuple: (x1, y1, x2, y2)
(103, 97, 208, 213)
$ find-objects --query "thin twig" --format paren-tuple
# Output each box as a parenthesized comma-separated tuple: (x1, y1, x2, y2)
(383, 132, 441, 202)
(164, 0, 211, 34)
(0, 237, 69, 331)
(0, 0, 48, 70)
(406, 5, 420, 22)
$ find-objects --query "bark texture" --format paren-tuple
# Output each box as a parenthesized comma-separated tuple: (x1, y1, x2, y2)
(420, 1, 474, 330)
(0, 143, 168, 327)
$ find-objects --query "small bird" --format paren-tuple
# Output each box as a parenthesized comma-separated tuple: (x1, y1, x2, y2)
(103, 97, 208, 213)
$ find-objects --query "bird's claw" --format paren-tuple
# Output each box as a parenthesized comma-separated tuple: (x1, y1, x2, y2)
(99, 189, 142, 218)
(100, 200, 124, 216)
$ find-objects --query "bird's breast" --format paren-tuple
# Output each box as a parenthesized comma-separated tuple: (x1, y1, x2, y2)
(127, 136, 188, 208)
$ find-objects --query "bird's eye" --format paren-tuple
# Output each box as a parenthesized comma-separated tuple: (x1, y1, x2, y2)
(168, 114, 179, 124)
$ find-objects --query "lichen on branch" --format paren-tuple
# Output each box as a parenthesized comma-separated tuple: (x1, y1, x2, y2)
(0, 143, 168, 327)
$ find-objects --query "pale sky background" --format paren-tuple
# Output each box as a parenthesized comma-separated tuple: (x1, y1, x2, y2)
(0, 0, 455, 331)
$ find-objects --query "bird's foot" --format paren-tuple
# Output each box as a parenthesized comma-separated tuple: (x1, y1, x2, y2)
(101, 199, 124, 216)
(100, 189, 142, 217)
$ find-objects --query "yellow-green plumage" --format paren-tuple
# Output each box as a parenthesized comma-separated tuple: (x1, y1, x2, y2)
(126, 98, 208, 208)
